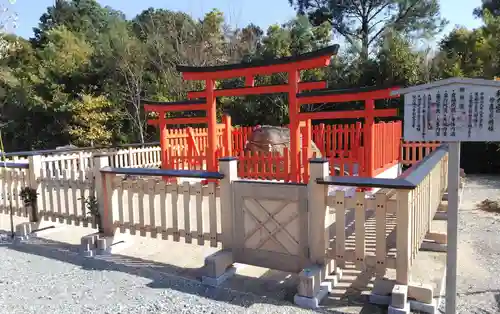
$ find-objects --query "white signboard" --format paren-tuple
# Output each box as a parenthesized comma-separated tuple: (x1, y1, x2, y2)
(392, 77, 500, 314)
(398, 79, 500, 142)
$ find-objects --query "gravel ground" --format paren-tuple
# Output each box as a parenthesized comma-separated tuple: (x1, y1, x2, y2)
(0, 234, 325, 314)
(454, 175, 500, 314)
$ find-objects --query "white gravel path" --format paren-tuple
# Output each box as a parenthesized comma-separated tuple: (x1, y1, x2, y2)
(454, 175, 500, 314)
(0, 234, 325, 314)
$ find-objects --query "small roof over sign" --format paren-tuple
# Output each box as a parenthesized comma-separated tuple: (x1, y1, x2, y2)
(390, 77, 500, 96)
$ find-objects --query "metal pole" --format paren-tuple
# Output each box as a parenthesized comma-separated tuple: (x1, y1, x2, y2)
(446, 141, 460, 314)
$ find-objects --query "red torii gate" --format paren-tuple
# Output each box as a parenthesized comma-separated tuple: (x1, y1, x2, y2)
(145, 45, 340, 178)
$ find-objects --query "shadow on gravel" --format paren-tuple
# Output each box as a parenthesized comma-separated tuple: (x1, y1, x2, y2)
(3, 235, 385, 314)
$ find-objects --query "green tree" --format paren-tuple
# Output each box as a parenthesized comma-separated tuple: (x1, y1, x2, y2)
(32, 0, 125, 45)
(474, 0, 500, 18)
(288, 0, 447, 61)
(67, 94, 120, 146)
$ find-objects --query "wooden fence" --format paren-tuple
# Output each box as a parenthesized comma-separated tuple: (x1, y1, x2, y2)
(93, 143, 448, 309)
(0, 138, 442, 224)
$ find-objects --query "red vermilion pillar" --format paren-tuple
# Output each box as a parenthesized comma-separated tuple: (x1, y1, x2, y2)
(159, 115, 168, 169)
(304, 118, 312, 182)
(288, 70, 300, 182)
(206, 79, 217, 172)
(222, 114, 232, 157)
(364, 99, 375, 178)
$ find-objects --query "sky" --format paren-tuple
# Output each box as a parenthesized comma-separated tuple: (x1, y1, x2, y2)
(9, 0, 484, 44)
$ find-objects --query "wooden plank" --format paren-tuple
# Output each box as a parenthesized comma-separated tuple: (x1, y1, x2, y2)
(183, 182, 192, 244)
(47, 167, 56, 223)
(148, 180, 157, 238)
(137, 180, 146, 237)
(126, 180, 136, 235)
(208, 182, 217, 247)
(158, 181, 168, 240)
(79, 169, 87, 227)
(298, 186, 309, 266)
(335, 191, 346, 268)
(355, 191, 366, 270)
(195, 182, 204, 245)
(170, 184, 180, 242)
(116, 178, 125, 233)
(375, 193, 387, 276)
(62, 171, 71, 224)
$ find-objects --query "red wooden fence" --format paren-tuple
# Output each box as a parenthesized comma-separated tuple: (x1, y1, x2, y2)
(162, 121, 403, 183)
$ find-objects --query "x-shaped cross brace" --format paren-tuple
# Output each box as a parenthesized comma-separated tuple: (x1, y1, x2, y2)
(244, 198, 299, 254)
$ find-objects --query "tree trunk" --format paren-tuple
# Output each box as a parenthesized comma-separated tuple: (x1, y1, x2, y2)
(361, 19, 370, 62)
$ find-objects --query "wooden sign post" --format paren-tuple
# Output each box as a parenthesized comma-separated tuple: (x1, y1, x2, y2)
(393, 77, 500, 314)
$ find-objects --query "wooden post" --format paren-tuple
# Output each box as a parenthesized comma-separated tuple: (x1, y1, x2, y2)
(27, 155, 42, 222)
(308, 158, 329, 264)
(219, 157, 237, 249)
(159, 115, 168, 170)
(364, 99, 375, 178)
(396, 190, 411, 284)
(222, 114, 232, 157)
(288, 70, 301, 182)
(93, 155, 113, 236)
(206, 79, 217, 172)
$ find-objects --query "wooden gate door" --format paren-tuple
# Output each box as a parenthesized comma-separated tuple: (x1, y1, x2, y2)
(232, 181, 309, 273)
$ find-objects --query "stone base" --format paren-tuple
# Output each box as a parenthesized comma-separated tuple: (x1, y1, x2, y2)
(80, 233, 130, 257)
(294, 283, 330, 309)
(370, 280, 436, 314)
(369, 293, 391, 305)
(293, 261, 342, 309)
(201, 250, 237, 287)
(410, 299, 437, 314)
(420, 241, 447, 253)
(369, 293, 437, 313)
(201, 265, 237, 287)
(434, 212, 447, 220)
(14, 221, 62, 242)
(388, 302, 410, 314)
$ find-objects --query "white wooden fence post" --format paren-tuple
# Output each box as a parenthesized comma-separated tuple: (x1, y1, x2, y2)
(308, 158, 329, 264)
(396, 190, 411, 285)
(218, 157, 237, 249)
(93, 154, 112, 235)
(295, 158, 331, 303)
(27, 154, 42, 222)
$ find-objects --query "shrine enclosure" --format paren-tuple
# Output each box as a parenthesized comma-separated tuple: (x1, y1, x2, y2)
(144, 45, 403, 183)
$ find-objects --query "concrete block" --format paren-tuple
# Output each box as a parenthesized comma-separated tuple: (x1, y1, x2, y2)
(420, 241, 447, 253)
(96, 238, 107, 251)
(294, 284, 329, 309)
(391, 284, 408, 308)
(369, 293, 391, 305)
(442, 192, 449, 201)
(82, 250, 94, 258)
(372, 278, 395, 296)
(434, 212, 447, 220)
(80, 234, 99, 248)
(425, 232, 447, 244)
(201, 265, 237, 287)
(204, 250, 234, 278)
(408, 283, 434, 304)
(297, 265, 323, 298)
(15, 223, 29, 237)
(388, 302, 410, 314)
(96, 236, 130, 255)
(410, 299, 437, 314)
